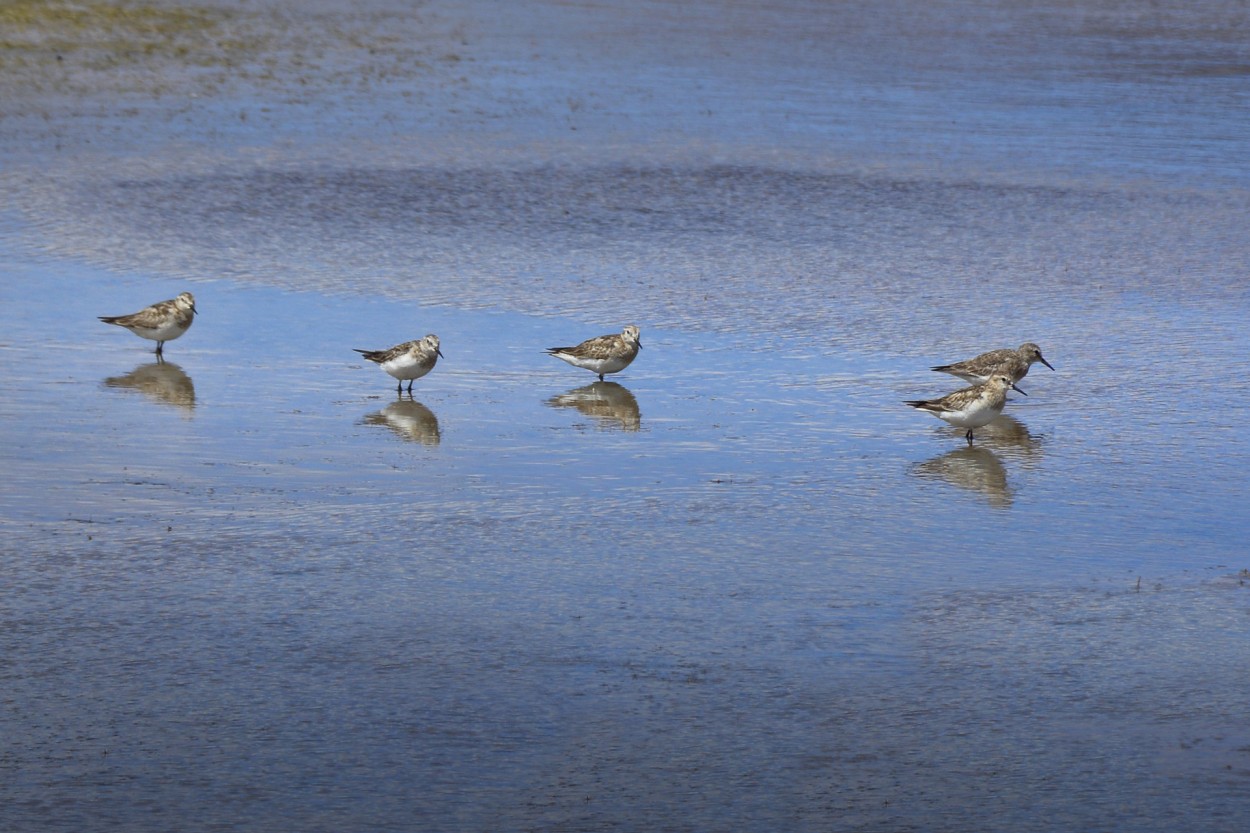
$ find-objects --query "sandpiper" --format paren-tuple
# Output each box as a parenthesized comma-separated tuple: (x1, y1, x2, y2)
(906, 373, 1017, 444)
(546, 325, 642, 381)
(354, 334, 443, 393)
(99, 291, 197, 357)
(931, 342, 1053, 395)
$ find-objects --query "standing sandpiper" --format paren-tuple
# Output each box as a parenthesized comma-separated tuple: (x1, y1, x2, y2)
(99, 291, 197, 357)
(906, 373, 1018, 444)
(931, 342, 1053, 395)
(546, 325, 642, 381)
(354, 335, 443, 393)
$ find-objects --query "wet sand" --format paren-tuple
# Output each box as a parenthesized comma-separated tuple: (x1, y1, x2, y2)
(3, 2, 1250, 831)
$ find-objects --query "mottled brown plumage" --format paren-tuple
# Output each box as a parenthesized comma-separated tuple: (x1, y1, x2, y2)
(99, 291, 197, 356)
(906, 373, 1016, 444)
(354, 334, 443, 393)
(546, 325, 642, 380)
(932, 342, 1053, 394)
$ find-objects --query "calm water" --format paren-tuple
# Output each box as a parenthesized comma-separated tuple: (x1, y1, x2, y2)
(3, 1, 1250, 831)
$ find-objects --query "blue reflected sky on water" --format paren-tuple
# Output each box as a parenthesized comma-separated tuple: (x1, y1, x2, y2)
(2, 255, 1245, 586)
(1, 247, 1245, 704)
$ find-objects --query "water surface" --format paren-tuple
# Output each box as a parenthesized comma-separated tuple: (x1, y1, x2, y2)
(2, 1, 1249, 831)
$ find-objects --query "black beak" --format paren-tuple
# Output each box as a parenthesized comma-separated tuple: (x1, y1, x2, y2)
(437, 348, 445, 359)
(1011, 382, 1028, 396)
(1039, 355, 1054, 371)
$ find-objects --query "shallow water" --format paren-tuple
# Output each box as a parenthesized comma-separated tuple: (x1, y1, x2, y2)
(3, 1, 1250, 831)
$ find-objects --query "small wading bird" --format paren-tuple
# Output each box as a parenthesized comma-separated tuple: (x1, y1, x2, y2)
(546, 324, 642, 381)
(906, 373, 1018, 445)
(99, 291, 197, 357)
(931, 342, 1054, 395)
(354, 334, 443, 393)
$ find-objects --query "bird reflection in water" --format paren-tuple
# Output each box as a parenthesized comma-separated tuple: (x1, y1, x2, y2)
(546, 381, 641, 431)
(914, 445, 1013, 508)
(912, 415, 1043, 508)
(973, 414, 1044, 463)
(362, 397, 441, 446)
(102, 361, 195, 412)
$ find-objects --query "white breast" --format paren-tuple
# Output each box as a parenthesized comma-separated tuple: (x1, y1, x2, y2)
(381, 352, 433, 381)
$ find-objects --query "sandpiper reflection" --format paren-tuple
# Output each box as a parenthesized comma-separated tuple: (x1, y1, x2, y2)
(362, 396, 441, 445)
(912, 415, 1044, 507)
(546, 381, 641, 431)
(102, 361, 195, 411)
(971, 414, 1044, 463)
(913, 445, 1013, 508)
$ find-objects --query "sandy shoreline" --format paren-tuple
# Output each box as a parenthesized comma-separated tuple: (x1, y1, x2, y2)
(0, 0, 460, 155)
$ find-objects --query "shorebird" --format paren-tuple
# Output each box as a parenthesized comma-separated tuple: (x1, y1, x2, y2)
(546, 324, 642, 381)
(906, 373, 1018, 445)
(354, 334, 443, 393)
(931, 342, 1053, 395)
(99, 291, 197, 357)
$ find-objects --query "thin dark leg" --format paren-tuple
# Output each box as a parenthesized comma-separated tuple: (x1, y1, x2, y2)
(396, 381, 402, 393)
(155, 341, 164, 356)
(407, 380, 414, 393)
(965, 429, 974, 445)
(598, 373, 604, 381)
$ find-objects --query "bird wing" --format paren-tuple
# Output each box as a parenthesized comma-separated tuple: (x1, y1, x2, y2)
(354, 342, 410, 363)
(100, 300, 175, 328)
(909, 383, 984, 413)
(558, 333, 620, 360)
